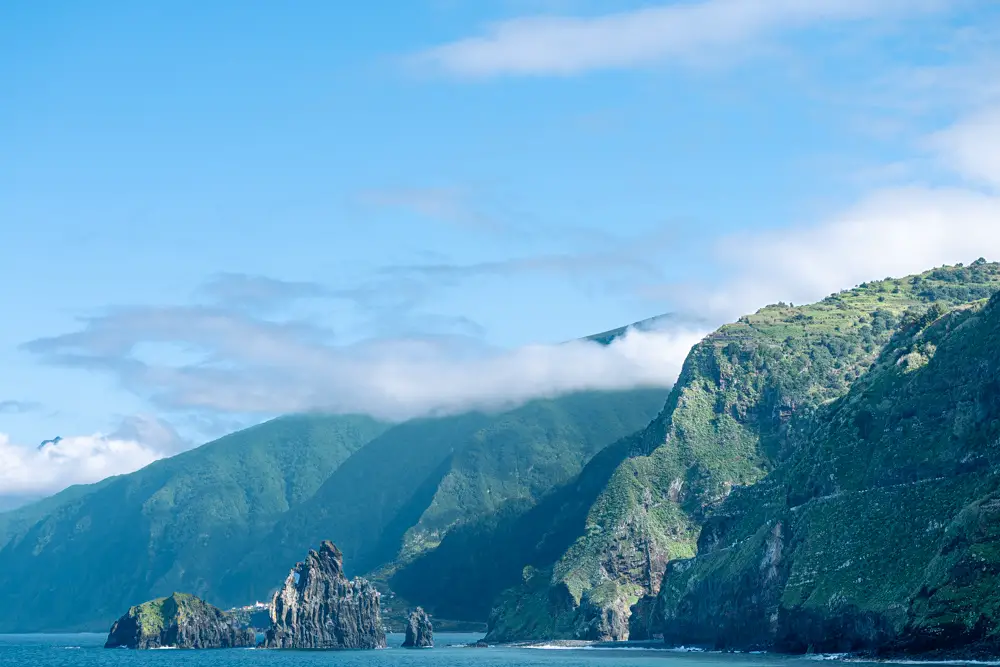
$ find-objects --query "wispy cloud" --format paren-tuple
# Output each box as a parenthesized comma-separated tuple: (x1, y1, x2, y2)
(410, 0, 944, 77)
(927, 107, 1000, 190)
(108, 414, 188, 454)
(356, 186, 504, 231)
(198, 274, 334, 314)
(23, 301, 705, 421)
(378, 225, 674, 289)
(687, 187, 1000, 320)
(0, 400, 40, 415)
(21, 224, 700, 423)
(641, 99, 1000, 320)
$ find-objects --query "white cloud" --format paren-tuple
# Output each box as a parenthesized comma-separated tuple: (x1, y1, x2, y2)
(27, 317, 706, 422)
(928, 107, 1000, 189)
(687, 186, 1000, 320)
(411, 0, 943, 77)
(657, 102, 1000, 321)
(356, 186, 499, 230)
(0, 432, 166, 496)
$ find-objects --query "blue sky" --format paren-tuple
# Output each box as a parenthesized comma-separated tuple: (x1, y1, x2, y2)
(3, 0, 1000, 498)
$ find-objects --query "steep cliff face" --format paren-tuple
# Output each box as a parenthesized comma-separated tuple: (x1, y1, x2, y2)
(655, 291, 1000, 655)
(104, 593, 255, 649)
(264, 541, 385, 649)
(403, 607, 433, 647)
(485, 261, 1000, 642)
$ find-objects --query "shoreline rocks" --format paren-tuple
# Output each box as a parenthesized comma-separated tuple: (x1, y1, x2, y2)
(104, 593, 255, 649)
(402, 607, 433, 648)
(263, 540, 386, 649)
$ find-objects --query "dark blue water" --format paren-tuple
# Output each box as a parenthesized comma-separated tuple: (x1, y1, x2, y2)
(0, 633, 899, 667)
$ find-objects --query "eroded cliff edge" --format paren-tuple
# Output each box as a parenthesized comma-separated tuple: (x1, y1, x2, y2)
(655, 291, 1000, 656)
(483, 262, 1000, 643)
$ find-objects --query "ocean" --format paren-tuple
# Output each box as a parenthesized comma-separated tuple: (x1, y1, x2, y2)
(0, 632, 920, 667)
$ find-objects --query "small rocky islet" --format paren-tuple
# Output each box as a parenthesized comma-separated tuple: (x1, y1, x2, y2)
(264, 540, 386, 649)
(104, 592, 255, 649)
(105, 540, 387, 650)
(402, 607, 433, 648)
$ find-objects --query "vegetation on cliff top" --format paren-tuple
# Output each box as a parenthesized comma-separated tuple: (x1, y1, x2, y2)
(133, 593, 197, 636)
(105, 591, 256, 649)
(655, 286, 1000, 655)
(480, 260, 1000, 642)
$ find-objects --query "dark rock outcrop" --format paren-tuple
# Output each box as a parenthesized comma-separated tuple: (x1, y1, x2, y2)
(574, 592, 630, 641)
(402, 607, 433, 647)
(104, 592, 255, 649)
(263, 540, 386, 649)
(628, 594, 662, 640)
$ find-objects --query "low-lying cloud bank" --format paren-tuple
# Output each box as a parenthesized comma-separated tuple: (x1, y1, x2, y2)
(0, 432, 166, 497)
(25, 320, 708, 422)
(8, 326, 705, 497)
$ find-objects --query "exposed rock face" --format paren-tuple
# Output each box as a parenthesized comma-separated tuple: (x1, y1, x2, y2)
(575, 592, 630, 641)
(655, 294, 1000, 656)
(480, 265, 1000, 644)
(628, 594, 662, 641)
(104, 592, 255, 649)
(402, 607, 433, 647)
(263, 540, 386, 649)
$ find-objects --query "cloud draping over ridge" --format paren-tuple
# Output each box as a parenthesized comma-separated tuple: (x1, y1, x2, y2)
(24, 310, 707, 422)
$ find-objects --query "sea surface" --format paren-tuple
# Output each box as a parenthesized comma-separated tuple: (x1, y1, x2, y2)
(0, 632, 978, 667)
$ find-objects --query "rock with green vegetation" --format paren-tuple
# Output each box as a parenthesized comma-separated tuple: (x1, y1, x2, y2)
(653, 287, 1000, 656)
(104, 592, 255, 649)
(402, 607, 433, 647)
(264, 541, 385, 649)
(483, 260, 1000, 642)
(0, 389, 664, 633)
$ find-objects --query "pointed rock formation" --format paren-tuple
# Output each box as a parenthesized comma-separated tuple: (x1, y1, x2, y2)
(104, 592, 255, 649)
(263, 540, 386, 649)
(402, 607, 433, 648)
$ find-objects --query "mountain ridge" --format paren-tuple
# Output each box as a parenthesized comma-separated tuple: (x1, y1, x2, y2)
(0, 389, 667, 632)
(478, 260, 1000, 642)
(654, 289, 1000, 656)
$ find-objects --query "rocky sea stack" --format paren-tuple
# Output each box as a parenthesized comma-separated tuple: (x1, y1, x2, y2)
(104, 592, 255, 649)
(402, 607, 433, 648)
(263, 540, 386, 649)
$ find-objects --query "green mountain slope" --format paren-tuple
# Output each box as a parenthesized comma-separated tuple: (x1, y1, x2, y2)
(219, 389, 669, 606)
(0, 414, 388, 632)
(0, 389, 667, 632)
(482, 260, 1000, 642)
(654, 288, 1000, 656)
